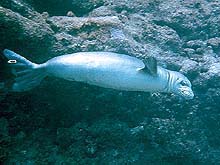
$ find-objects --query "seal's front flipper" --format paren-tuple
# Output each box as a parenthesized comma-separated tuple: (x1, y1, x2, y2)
(2, 49, 47, 92)
(139, 57, 157, 76)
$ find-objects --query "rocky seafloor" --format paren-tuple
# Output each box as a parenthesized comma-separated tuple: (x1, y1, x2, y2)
(1, 0, 220, 164)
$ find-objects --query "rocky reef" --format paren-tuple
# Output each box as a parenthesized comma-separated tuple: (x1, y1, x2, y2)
(1, 0, 220, 164)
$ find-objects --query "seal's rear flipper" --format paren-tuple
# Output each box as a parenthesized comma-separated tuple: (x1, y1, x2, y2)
(2, 49, 47, 92)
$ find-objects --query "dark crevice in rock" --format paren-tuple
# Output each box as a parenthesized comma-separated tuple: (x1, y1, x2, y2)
(153, 20, 192, 39)
(24, 0, 105, 16)
(46, 20, 59, 33)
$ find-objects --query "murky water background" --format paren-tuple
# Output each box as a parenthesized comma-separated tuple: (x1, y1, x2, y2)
(1, 0, 220, 164)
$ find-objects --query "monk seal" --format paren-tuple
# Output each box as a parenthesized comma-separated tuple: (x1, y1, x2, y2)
(1, 49, 194, 99)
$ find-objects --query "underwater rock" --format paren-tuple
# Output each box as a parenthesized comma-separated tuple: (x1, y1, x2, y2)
(180, 59, 199, 78)
(56, 122, 88, 148)
(193, 66, 220, 91)
(89, 6, 115, 17)
(47, 15, 122, 53)
(110, 28, 126, 40)
(153, 0, 220, 40)
(0, 118, 10, 162)
(107, 0, 159, 14)
(207, 37, 220, 53)
(142, 23, 183, 52)
(1, 0, 49, 24)
(52, 32, 82, 54)
(0, 6, 55, 59)
(142, 117, 210, 162)
(47, 16, 121, 34)
(66, 11, 75, 17)
(0, 118, 8, 136)
(200, 63, 220, 88)
(183, 48, 196, 57)
(186, 40, 206, 50)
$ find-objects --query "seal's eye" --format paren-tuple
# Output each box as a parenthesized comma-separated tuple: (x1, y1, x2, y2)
(180, 80, 188, 86)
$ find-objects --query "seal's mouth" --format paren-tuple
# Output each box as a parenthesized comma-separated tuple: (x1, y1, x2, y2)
(178, 86, 194, 100)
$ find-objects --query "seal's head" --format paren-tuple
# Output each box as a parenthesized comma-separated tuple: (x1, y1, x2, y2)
(168, 71, 194, 100)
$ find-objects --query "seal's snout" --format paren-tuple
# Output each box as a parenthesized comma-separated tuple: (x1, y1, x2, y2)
(183, 89, 194, 100)
(179, 86, 194, 100)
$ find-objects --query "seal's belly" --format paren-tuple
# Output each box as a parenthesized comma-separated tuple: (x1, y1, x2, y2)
(51, 66, 157, 91)
(46, 52, 161, 92)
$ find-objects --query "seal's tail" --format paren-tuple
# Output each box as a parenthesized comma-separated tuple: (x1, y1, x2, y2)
(1, 49, 47, 92)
